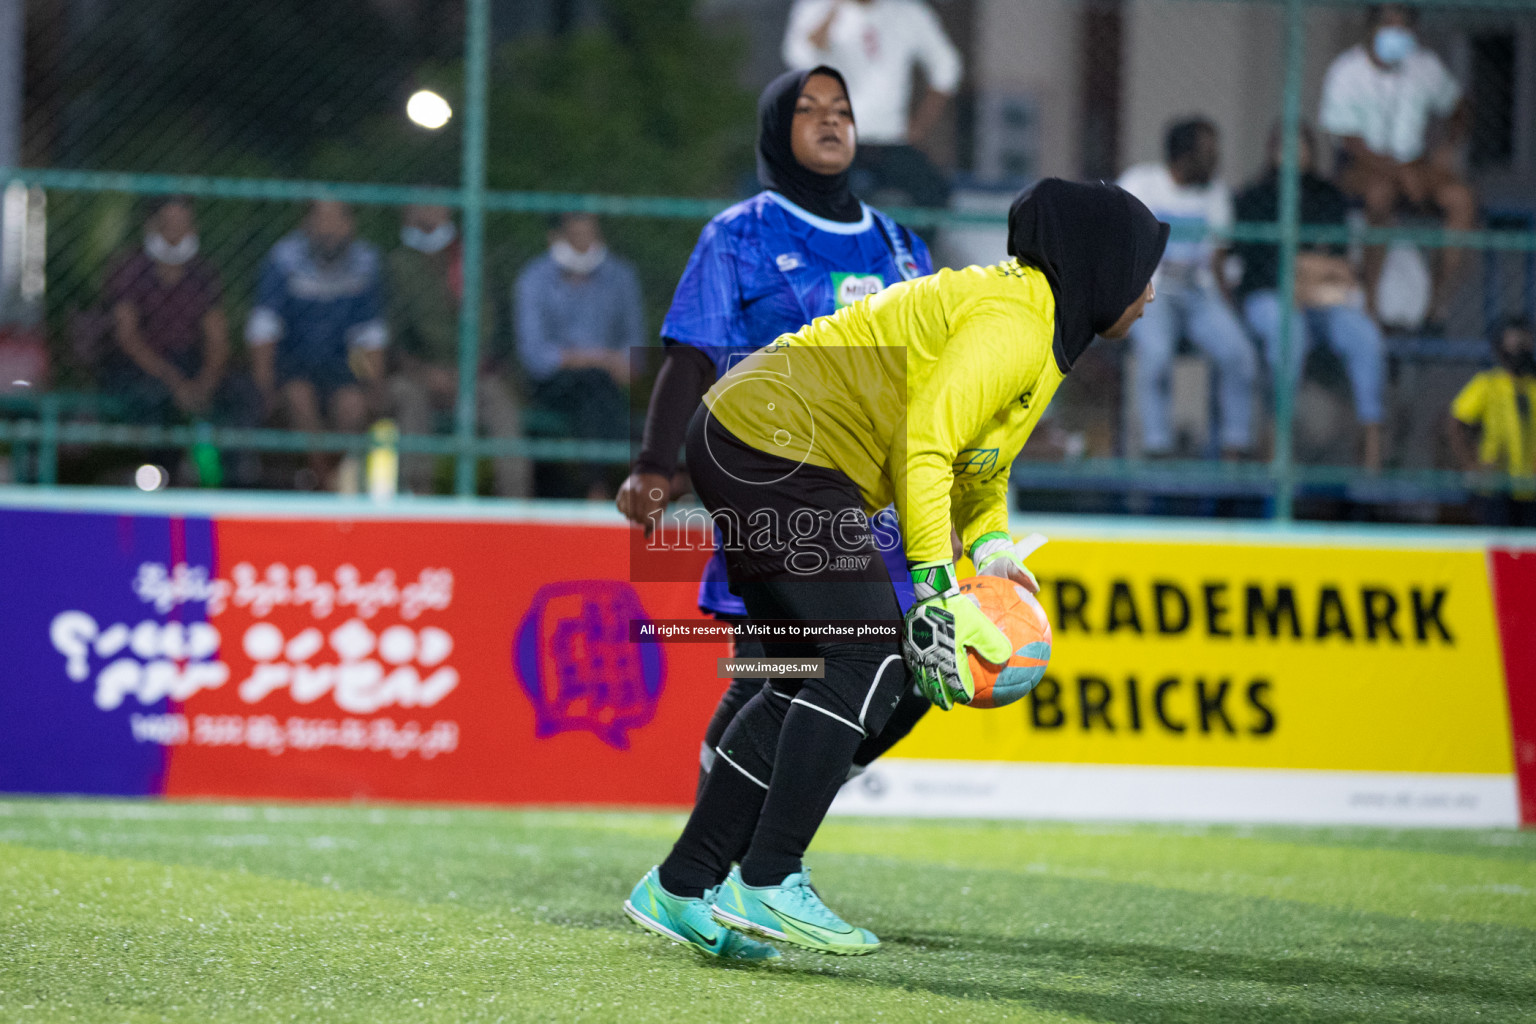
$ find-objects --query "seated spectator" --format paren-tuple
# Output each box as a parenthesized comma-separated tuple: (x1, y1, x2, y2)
(386, 203, 530, 497)
(106, 197, 229, 426)
(101, 197, 262, 486)
(782, 0, 961, 208)
(246, 200, 386, 490)
(1119, 118, 1257, 458)
(515, 213, 642, 499)
(1448, 319, 1536, 527)
(1234, 124, 1386, 471)
(1320, 3, 1473, 325)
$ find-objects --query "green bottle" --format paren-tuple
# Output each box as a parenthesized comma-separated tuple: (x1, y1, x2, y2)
(191, 422, 222, 488)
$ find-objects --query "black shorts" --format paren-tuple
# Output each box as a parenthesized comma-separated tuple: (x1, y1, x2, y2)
(687, 405, 909, 737)
(684, 406, 888, 587)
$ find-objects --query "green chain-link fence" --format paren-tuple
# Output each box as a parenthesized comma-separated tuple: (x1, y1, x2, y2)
(0, 0, 1533, 522)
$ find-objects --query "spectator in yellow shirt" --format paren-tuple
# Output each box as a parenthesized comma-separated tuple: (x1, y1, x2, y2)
(1448, 318, 1536, 526)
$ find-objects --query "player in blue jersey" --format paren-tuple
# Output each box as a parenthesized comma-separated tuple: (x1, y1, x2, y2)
(617, 68, 936, 957)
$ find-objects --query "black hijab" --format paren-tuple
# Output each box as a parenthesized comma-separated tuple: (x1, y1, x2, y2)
(1008, 178, 1169, 373)
(757, 66, 863, 223)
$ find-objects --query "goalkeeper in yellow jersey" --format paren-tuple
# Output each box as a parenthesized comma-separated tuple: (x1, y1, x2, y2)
(623, 179, 1167, 959)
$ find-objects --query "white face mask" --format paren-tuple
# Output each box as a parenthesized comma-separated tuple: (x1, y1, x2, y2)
(550, 238, 608, 276)
(401, 222, 457, 254)
(1373, 25, 1417, 66)
(145, 231, 199, 266)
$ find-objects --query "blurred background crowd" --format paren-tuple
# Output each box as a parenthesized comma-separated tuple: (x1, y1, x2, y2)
(0, 0, 1532, 525)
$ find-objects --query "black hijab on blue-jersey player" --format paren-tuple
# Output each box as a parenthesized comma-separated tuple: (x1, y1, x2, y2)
(1008, 178, 1170, 373)
(756, 65, 864, 224)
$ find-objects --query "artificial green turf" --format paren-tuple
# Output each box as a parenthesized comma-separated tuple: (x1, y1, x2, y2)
(1, 801, 1533, 1023)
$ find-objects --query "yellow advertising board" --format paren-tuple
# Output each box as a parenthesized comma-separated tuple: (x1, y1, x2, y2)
(898, 538, 1514, 776)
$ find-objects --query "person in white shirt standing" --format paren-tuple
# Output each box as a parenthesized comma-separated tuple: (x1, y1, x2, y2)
(1118, 118, 1256, 459)
(782, 0, 962, 207)
(1319, 3, 1473, 326)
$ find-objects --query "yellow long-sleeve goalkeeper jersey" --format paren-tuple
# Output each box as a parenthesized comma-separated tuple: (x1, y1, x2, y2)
(703, 258, 1062, 566)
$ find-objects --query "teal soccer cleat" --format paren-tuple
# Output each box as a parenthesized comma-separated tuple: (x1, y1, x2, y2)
(709, 866, 880, 956)
(623, 867, 782, 962)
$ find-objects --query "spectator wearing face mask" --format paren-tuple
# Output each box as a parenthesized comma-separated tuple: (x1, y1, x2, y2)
(105, 197, 230, 426)
(1448, 319, 1536, 527)
(1320, 3, 1473, 326)
(246, 200, 387, 489)
(386, 204, 531, 497)
(1118, 118, 1257, 459)
(514, 213, 643, 499)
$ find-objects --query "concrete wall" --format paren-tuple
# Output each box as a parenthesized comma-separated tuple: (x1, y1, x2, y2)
(1121, 0, 1355, 184)
(701, 0, 1361, 187)
(968, 0, 1358, 185)
(1121, 0, 1280, 182)
(704, 0, 1526, 198)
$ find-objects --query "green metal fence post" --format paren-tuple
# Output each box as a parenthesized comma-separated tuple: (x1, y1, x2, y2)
(1270, 0, 1306, 521)
(38, 392, 58, 485)
(454, 0, 491, 497)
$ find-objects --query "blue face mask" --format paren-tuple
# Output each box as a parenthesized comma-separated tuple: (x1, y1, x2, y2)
(1373, 26, 1417, 66)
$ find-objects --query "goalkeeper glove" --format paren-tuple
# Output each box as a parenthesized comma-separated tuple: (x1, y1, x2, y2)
(902, 561, 1012, 710)
(970, 531, 1048, 593)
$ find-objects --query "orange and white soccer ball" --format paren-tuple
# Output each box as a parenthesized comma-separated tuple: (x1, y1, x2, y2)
(957, 576, 1052, 709)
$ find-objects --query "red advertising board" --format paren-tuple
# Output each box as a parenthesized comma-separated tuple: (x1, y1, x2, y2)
(156, 517, 719, 806)
(1490, 547, 1536, 826)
